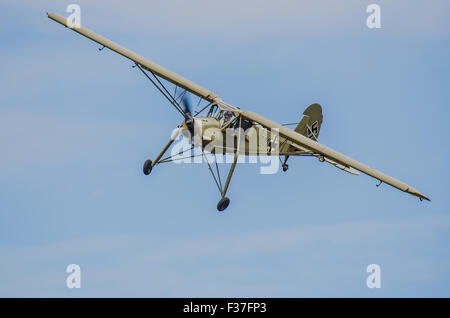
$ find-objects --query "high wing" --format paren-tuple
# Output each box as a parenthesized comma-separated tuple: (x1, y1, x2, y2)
(47, 12, 220, 103)
(48, 12, 429, 202)
(241, 111, 430, 201)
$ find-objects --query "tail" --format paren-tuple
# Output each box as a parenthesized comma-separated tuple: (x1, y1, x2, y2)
(294, 103, 323, 141)
(280, 104, 323, 170)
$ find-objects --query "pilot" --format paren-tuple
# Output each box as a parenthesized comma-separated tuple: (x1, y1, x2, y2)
(220, 111, 233, 127)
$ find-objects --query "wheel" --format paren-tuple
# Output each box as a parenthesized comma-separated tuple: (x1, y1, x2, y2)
(282, 164, 289, 172)
(217, 197, 230, 211)
(143, 159, 153, 175)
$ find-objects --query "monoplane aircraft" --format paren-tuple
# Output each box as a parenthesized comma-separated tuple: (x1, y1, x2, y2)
(48, 12, 430, 211)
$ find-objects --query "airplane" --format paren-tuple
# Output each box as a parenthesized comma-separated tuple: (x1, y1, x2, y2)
(48, 12, 430, 211)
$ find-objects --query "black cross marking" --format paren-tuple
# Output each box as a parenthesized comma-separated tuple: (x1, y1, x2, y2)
(307, 121, 319, 139)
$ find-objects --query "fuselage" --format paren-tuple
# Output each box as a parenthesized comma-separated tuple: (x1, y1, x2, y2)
(180, 116, 290, 156)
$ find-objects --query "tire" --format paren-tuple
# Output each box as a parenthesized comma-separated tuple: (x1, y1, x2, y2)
(143, 159, 153, 175)
(217, 197, 230, 211)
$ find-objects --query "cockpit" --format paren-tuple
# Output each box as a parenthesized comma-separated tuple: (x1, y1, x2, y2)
(218, 111, 235, 127)
(207, 103, 237, 128)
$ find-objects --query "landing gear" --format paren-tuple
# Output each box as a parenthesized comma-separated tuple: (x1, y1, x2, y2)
(282, 155, 289, 172)
(143, 128, 181, 176)
(217, 197, 230, 211)
(208, 117, 243, 212)
(143, 159, 153, 175)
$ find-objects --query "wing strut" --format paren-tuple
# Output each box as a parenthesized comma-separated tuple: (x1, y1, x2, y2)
(47, 12, 220, 103)
(202, 150, 223, 194)
(134, 63, 186, 117)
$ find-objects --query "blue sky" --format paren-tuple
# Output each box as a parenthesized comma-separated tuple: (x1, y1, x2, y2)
(0, 0, 449, 297)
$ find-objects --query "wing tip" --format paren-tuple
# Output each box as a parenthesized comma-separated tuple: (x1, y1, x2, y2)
(418, 194, 431, 202)
(407, 187, 430, 202)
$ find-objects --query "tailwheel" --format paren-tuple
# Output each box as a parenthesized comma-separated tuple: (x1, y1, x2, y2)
(143, 159, 153, 175)
(217, 197, 230, 212)
(282, 164, 289, 172)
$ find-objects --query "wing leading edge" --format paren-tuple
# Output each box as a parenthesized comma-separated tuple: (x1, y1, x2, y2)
(47, 12, 220, 103)
(241, 110, 430, 201)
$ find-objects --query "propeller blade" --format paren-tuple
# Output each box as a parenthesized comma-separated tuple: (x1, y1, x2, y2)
(182, 93, 192, 116)
(180, 92, 195, 138)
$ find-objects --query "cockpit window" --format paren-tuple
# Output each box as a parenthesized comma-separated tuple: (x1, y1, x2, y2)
(207, 104, 219, 117)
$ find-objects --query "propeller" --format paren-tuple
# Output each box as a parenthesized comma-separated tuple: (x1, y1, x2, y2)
(181, 93, 195, 138)
(182, 93, 192, 116)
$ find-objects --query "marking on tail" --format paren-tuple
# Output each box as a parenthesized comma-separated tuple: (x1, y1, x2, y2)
(307, 121, 319, 140)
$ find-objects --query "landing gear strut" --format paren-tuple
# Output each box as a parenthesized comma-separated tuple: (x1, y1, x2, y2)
(142, 129, 180, 176)
(212, 117, 243, 212)
(282, 155, 289, 172)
